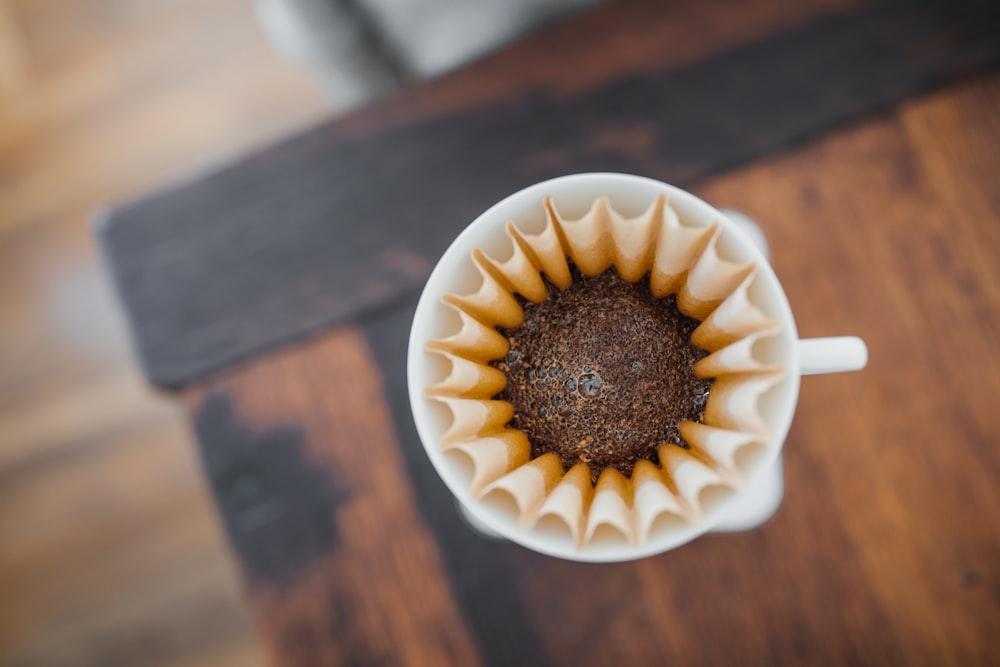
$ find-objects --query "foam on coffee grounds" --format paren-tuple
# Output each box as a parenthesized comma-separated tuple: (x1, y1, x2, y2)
(492, 265, 712, 483)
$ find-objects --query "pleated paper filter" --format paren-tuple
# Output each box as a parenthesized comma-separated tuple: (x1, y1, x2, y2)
(423, 194, 788, 550)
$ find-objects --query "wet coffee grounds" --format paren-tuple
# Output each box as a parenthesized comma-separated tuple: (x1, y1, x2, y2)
(492, 265, 712, 482)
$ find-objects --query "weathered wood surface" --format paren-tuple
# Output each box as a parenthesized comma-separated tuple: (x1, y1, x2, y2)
(96, 0, 1000, 664)
(187, 73, 1000, 665)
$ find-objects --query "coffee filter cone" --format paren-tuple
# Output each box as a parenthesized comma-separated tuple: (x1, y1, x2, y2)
(425, 195, 785, 550)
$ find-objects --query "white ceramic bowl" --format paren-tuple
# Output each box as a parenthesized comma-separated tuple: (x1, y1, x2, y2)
(407, 173, 865, 562)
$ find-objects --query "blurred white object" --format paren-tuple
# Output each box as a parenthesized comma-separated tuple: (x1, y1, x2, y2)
(253, 0, 601, 108)
(362, 0, 601, 78)
(253, 0, 399, 107)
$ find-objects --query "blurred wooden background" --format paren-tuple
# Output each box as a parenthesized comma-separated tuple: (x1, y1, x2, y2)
(0, 0, 330, 664)
(5, 0, 999, 665)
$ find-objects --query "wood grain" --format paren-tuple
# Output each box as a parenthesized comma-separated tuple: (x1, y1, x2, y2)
(98, 0, 1000, 388)
(696, 74, 1000, 664)
(186, 328, 484, 667)
(350, 75, 1000, 666)
(71, 0, 1000, 665)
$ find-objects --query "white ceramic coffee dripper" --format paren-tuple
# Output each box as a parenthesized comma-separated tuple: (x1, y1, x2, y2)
(407, 173, 867, 562)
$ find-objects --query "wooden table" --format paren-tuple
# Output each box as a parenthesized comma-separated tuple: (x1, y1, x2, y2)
(99, 0, 1000, 664)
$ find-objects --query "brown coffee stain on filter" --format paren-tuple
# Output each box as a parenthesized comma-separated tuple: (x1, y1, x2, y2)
(424, 195, 785, 548)
(188, 328, 482, 667)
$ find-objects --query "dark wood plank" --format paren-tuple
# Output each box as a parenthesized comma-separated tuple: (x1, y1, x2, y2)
(171, 72, 1000, 667)
(186, 328, 484, 667)
(98, 0, 1000, 388)
(357, 75, 1000, 666)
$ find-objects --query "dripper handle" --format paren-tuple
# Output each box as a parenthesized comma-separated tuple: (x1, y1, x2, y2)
(798, 337, 868, 375)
